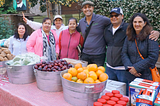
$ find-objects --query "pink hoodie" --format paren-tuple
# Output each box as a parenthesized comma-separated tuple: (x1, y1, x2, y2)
(27, 29, 59, 57)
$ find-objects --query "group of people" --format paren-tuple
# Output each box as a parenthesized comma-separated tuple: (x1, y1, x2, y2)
(9, 0, 160, 95)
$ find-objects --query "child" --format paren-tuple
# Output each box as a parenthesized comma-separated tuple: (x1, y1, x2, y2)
(59, 17, 83, 59)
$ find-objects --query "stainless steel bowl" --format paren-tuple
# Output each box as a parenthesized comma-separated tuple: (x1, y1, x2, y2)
(60, 70, 108, 106)
(0, 61, 8, 75)
(6, 62, 36, 84)
(34, 68, 63, 92)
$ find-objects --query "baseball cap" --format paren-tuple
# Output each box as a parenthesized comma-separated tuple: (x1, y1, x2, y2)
(54, 15, 63, 21)
(110, 7, 123, 15)
(82, 1, 94, 7)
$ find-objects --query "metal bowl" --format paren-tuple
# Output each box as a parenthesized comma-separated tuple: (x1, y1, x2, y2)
(0, 61, 8, 75)
(60, 70, 108, 106)
(6, 62, 36, 84)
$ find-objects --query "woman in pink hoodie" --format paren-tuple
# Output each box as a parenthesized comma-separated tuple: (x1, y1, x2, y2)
(27, 17, 59, 61)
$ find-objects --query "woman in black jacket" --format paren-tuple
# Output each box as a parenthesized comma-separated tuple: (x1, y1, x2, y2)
(121, 13, 159, 83)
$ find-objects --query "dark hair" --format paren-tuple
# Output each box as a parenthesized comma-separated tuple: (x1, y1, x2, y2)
(42, 17, 52, 24)
(14, 23, 28, 41)
(68, 17, 78, 24)
(126, 13, 152, 41)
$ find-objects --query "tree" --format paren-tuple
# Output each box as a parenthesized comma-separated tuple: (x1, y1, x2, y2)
(0, 0, 5, 7)
(28, 0, 79, 20)
(0, 0, 17, 14)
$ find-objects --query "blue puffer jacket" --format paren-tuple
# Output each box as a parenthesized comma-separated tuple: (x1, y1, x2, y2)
(121, 35, 159, 82)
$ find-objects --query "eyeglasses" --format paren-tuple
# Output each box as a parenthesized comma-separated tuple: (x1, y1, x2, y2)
(110, 14, 120, 18)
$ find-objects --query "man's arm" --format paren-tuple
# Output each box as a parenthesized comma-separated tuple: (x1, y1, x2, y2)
(149, 30, 160, 41)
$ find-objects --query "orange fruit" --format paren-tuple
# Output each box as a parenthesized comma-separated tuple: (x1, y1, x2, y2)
(98, 66, 105, 73)
(87, 64, 98, 72)
(77, 68, 84, 73)
(63, 73, 72, 81)
(95, 79, 101, 83)
(89, 71, 97, 81)
(68, 68, 77, 77)
(83, 67, 87, 70)
(83, 69, 89, 74)
(99, 73, 108, 82)
(96, 70, 104, 78)
(83, 69, 89, 77)
(77, 71, 87, 80)
(75, 63, 82, 70)
(76, 79, 83, 83)
(84, 77, 95, 84)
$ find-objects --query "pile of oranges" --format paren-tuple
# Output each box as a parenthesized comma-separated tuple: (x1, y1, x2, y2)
(62, 63, 108, 84)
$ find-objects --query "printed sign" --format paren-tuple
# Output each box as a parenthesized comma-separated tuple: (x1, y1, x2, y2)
(13, 0, 27, 11)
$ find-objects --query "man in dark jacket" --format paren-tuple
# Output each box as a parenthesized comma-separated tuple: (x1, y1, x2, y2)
(104, 7, 127, 84)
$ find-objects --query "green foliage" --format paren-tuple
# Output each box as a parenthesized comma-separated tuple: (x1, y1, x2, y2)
(0, 0, 17, 14)
(0, 18, 14, 39)
(93, 0, 160, 31)
(0, 7, 17, 14)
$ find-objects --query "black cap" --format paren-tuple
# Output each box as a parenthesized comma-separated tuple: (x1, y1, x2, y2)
(110, 7, 123, 15)
(82, 1, 94, 7)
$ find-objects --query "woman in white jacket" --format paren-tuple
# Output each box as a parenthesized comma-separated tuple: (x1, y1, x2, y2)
(23, 13, 68, 40)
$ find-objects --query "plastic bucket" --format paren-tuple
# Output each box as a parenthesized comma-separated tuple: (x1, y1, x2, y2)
(60, 70, 107, 106)
(6, 64, 36, 84)
(34, 69, 62, 92)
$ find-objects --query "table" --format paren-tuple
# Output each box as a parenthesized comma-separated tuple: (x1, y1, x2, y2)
(0, 76, 72, 106)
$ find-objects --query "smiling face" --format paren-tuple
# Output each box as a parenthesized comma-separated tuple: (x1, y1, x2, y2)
(68, 19, 77, 31)
(110, 12, 123, 28)
(42, 19, 52, 33)
(18, 25, 25, 38)
(133, 16, 146, 34)
(82, 4, 94, 17)
(54, 18, 63, 29)
(16, 0, 22, 4)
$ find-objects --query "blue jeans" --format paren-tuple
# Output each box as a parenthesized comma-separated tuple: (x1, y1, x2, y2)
(80, 53, 106, 66)
(105, 66, 129, 96)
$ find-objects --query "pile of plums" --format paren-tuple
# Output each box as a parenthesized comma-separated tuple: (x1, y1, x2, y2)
(34, 59, 72, 72)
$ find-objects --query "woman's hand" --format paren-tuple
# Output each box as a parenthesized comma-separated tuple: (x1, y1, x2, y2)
(128, 66, 141, 77)
(149, 30, 160, 41)
(22, 12, 28, 24)
(56, 53, 59, 59)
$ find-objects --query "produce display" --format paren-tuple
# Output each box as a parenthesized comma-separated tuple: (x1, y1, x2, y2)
(0, 47, 14, 61)
(62, 63, 108, 84)
(6, 52, 41, 66)
(34, 59, 72, 72)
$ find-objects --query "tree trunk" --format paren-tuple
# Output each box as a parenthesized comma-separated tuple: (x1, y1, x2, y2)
(46, 0, 49, 18)
(49, 1, 53, 21)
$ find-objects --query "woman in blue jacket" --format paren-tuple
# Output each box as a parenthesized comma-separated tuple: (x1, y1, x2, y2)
(121, 13, 159, 83)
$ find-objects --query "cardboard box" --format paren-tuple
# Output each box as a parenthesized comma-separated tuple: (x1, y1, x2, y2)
(134, 78, 160, 86)
(129, 79, 160, 106)
(62, 58, 88, 67)
(154, 93, 160, 106)
(136, 88, 157, 106)
(104, 79, 126, 95)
